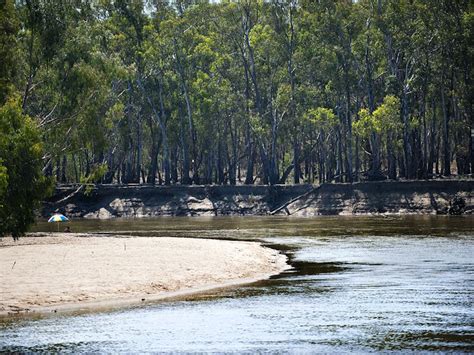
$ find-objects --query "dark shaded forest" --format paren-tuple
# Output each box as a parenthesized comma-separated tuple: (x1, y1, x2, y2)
(2, 0, 473, 187)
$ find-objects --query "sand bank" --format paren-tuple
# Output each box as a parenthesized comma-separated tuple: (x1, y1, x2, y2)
(0, 234, 288, 316)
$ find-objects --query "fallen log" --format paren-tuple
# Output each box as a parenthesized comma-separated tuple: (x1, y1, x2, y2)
(269, 185, 320, 215)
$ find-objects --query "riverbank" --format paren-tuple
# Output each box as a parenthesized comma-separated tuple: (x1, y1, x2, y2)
(0, 234, 288, 317)
(43, 180, 473, 218)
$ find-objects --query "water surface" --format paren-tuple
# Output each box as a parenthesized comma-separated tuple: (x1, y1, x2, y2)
(1, 216, 473, 352)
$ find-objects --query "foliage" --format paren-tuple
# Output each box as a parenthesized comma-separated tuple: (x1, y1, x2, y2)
(0, 0, 19, 102)
(354, 96, 401, 138)
(305, 107, 339, 131)
(0, 96, 53, 239)
(0, 0, 470, 193)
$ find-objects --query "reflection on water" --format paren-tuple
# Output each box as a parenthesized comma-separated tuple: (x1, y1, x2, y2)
(1, 216, 473, 352)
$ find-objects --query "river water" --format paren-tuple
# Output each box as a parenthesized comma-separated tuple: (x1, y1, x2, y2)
(1, 216, 473, 353)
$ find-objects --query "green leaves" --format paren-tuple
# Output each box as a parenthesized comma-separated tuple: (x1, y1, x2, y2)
(0, 0, 469, 189)
(354, 95, 401, 138)
(353, 108, 380, 137)
(374, 95, 401, 132)
(0, 95, 53, 239)
(0, 162, 8, 202)
(305, 107, 338, 130)
(0, 0, 20, 103)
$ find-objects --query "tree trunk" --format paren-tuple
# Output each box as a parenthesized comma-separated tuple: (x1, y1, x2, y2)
(170, 145, 178, 183)
(345, 85, 353, 183)
(174, 42, 197, 172)
(245, 124, 254, 184)
(441, 77, 451, 176)
(179, 109, 191, 185)
(205, 151, 213, 185)
(61, 155, 67, 183)
(387, 132, 397, 180)
(147, 132, 158, 185)
(229, 119, 238, 185)
(136, 112, 142, 184)
(401, 86, 413, 179)
(269, 114, 279, 185)
(293, 140, 300, 184)
(137, 76, 170, 185)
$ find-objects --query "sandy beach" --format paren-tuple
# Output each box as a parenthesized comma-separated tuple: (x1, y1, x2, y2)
(0, 234, 288, 316)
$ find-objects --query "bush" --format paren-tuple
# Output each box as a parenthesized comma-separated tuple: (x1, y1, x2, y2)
(0, 96, 53, 240)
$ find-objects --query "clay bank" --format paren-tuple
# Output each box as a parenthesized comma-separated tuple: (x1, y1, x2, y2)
(43, 180, 473, 218)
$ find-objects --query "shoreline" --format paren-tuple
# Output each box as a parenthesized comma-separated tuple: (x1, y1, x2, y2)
(44, 180, 473, 218)
(0, 234, 289, 318)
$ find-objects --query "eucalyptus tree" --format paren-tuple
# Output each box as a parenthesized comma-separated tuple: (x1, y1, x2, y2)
(0, 0, 19, 103)
(3, 0, 472, 191)
(0, 0, 52, 239)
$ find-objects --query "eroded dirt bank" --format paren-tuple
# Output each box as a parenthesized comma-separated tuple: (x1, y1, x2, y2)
(43, 180, 473, 218)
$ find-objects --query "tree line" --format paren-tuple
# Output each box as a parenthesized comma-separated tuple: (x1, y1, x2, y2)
(1, 0, 473, 191)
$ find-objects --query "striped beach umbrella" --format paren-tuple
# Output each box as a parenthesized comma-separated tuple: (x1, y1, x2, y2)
(48, 214, 69, 232)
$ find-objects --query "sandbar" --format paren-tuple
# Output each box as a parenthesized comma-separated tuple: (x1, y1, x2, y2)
(0, 234, 288, 316)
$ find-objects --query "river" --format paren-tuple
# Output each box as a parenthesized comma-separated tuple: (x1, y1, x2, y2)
(1, 216, 473, 352)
